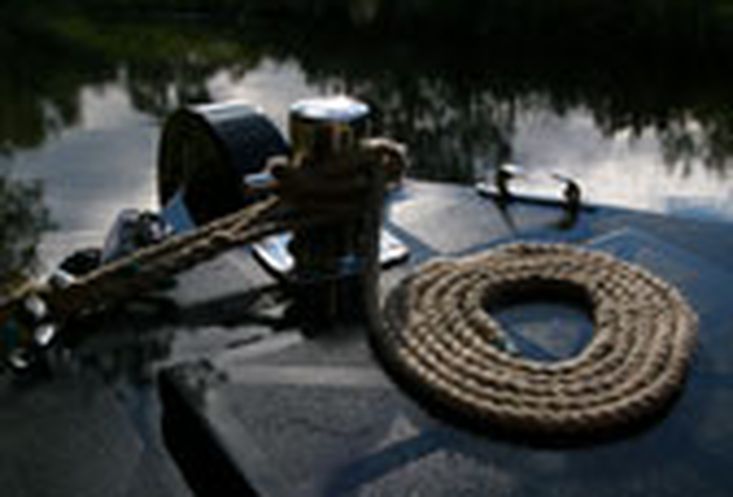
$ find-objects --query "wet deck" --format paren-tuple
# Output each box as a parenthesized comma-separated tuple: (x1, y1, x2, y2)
(162, 181, 733, 496)
(2, 180, 733, 496)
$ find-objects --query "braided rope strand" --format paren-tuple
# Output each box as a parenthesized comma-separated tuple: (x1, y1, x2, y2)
(376, 243, 698, 437)
(45, 197, 287, 317)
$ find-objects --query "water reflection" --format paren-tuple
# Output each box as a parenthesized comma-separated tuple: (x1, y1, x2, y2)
(0, 4, 732, 241)
(0, 174, 52, 292)
(0, 20, 105, 153)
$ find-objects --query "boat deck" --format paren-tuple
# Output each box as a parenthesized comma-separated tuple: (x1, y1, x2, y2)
(161, 181, 733, 496)
(2, 180, 733, 496)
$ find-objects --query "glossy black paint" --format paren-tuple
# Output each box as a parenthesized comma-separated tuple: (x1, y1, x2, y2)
(160, 181, 733, 496)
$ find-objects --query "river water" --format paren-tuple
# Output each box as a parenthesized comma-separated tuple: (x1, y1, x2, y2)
(1, 7, 732, 277)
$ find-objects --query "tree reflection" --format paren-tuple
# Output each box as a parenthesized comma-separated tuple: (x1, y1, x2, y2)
(57, 20, 262, 119)
(0, 20, 109, 152)
(255, 17, 733, 180)
(1, 4, 733, 181)
(0, 174, 52, 294)
(0, 15, 260, 151)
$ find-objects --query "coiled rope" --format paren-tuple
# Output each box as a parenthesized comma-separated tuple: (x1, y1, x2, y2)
(377, 243, 698, 437)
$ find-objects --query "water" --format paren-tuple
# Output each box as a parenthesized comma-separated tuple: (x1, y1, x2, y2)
(2, 4, 733, 279)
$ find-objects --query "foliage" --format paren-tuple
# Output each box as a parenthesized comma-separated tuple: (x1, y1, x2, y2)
(1, 2, 733, 180)
(0, 175, 52, 292)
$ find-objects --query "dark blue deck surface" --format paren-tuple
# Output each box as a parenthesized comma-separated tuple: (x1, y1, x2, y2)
(1, 180, 732, 496)
(158, 181, 733, 497)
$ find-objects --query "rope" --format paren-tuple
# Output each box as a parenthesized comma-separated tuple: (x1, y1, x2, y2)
(34, 136, 409, 320)
(0, 137, 406, 336)
(0, 138, 699, 440)
(45, 197, 286, 317)
(376, 243, 698, 437)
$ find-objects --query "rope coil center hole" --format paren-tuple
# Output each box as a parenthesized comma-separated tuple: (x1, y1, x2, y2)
(483, 279, 595, 362)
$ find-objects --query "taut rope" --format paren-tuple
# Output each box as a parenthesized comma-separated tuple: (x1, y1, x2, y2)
(0, 138, 404, 361)
(46, 197, 289, 318)
(376, 243, 698, 437)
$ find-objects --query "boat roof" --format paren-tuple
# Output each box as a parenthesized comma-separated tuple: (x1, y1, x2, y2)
(2, 179, 733, 496)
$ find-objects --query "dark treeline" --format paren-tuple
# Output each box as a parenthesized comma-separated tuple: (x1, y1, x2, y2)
(0, 19, 114, 153)
(1, 1, 733, 180)
(5, 0, 733, 54)
(0, 14, 255, 152)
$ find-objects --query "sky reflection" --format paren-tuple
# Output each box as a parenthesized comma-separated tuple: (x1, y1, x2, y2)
(512, 109, 733, 219)
(2, 11, 733, 275)
(208, 63, 733, 220)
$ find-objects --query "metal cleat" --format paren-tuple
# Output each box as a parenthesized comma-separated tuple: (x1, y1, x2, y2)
(33, 323, 57, 349)
(101, 209, 172, 263)
(480, 163, 583, 212)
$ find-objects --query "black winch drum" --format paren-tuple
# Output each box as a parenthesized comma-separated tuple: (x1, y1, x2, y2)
(157, 101, 289, 225)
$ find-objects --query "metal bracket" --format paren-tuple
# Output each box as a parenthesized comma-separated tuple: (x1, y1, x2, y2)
(492, 164, 582, 211)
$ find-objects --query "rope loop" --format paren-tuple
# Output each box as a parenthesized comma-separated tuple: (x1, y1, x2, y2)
(376, 242, 698, 438)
